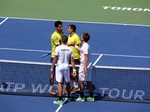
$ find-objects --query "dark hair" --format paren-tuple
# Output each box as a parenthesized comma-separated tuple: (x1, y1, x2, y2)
(61, 35, 68, 44)
(54, 21, 62, 28)
(82, 32, 90, 42)
(68, 24, 76, 32)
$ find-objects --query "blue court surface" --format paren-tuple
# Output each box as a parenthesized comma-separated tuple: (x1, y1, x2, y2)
(0, 17, 150, 112)
(0, 94, 150, 112)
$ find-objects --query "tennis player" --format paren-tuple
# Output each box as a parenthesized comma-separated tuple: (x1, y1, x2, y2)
(67, 24, 81, 93)
(76, 32, 95, 102)
(50, 21, 64, 95)
(51, 35, 77, 105)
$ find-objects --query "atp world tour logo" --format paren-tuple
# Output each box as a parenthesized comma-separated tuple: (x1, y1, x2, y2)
(0, 82, 55, 93)
(0, 82, 146, 101)
(99, 87, 145, 100)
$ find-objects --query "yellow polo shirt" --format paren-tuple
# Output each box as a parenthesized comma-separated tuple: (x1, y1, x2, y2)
(68, 33, 81, 59)
(51, 31, 64, 58)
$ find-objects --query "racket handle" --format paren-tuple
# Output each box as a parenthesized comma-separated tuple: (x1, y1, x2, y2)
(41, 52, 51, 58)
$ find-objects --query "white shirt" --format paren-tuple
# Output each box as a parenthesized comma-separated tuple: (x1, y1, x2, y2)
(80, 42, 91, 65)
(55, 45, 73, 68)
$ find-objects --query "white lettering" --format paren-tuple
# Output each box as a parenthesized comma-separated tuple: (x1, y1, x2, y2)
(111, 7, 121, 10)
(143, 8, 150, 12)
(134, 90, 145, 100)
(6, 82, 14, 91)
(122, 89, 133, 99)
(32, 84, 49, 93)
(99, 87, 145, 100)
(122, 7, 132, 11)
(109, 88, 120, 98)
(102, 6, 112, 10)
(0, 84, 4, 91)
(99, 87, 109, 96)
(102, 6, 150, 12)
(133, 8, 143, 11)
(13, 83, 25, 92)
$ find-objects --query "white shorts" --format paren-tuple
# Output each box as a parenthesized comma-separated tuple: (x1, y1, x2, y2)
(55, 64, 70, 83)
(78, 64, 92, 82)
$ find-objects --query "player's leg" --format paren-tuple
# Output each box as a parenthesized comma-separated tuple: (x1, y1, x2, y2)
(86, 67, 95, 102)
(86, 81, 94, 101)
(71, 59, 80, 93)
(50, 57, 56, 96)
(76, 66, 85, 102)
(76, 81, 85, 102)
(53, 67, 63, 105)
(57, 82, 63, 100)
(64, 68, 72, 101)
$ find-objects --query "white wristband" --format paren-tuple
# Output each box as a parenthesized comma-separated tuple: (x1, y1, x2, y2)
(50, 66, 54, 71)
(73, 68, 76, 72)
(75, 45, 78, 49)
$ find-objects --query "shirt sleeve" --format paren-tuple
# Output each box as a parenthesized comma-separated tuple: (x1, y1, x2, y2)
(51, 35, 60, 46)
(82, 44, 89, 54)
(75, 35, 81, 45)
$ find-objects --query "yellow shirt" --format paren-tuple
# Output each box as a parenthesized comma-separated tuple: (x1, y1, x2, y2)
(68, 33, 81, 59)
(51, 31, 64, 58)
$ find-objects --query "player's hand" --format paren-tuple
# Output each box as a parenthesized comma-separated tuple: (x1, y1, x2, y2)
(50, 73, 54, 85)
(67, 42, 75, 46)
(50, 66, 54, 74)
(72, 71, 77, 77)
(84, 67, 88, 74)
(50, 77, 54, 85)
(50, 70, 54, 75)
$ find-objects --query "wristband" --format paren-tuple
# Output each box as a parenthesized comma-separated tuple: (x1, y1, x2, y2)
(50, 66, 54, 71)
(73, 68, 76, 72)
(75, 45, 78, 49)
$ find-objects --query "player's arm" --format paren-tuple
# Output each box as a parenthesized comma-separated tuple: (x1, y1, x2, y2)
(67, 42, 75, 46)
(67, 41, 75, 46)
(75, 44, 81, 51)
(84, 54, 88, 74)
(51, 55, 58, 73)
(74, 35, 81, 49)
(50, 55, 58, 78)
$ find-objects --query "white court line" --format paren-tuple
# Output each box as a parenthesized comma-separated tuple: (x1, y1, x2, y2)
(1, 47, 150, 59)
(95, 65, 150, 71)
(55, 98, 68, 112)
(0, 47, 99, 55)
(0, 59, 50, 65)
(0, 17, 8, 25)
(0, 16, 150, 27)
(87, 62, 92, 68)
(93, 54, 103, 66)
(0, 47, 50, 53)
(103, 53, 150, 59)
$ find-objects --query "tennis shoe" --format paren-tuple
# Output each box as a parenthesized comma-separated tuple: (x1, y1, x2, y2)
(76, 96, 85, 102)
(87, 97, 95, 102)
(53, 99, 63, 105)
(67, 97, 73, 102)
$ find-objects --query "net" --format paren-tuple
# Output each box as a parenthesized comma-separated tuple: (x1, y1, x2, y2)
(0, 59, 150, 103)
(0, 60, 51, 96)
(93, 65, 150, 103)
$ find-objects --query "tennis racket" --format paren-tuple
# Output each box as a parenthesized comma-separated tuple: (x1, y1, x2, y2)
(41, 52, 51, 58)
